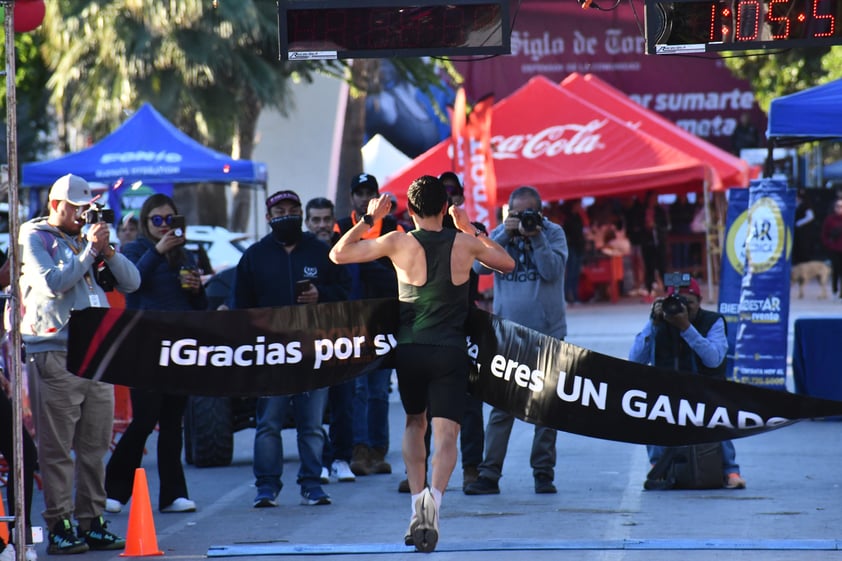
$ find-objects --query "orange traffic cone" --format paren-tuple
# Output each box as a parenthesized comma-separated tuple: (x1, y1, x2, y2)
(120, 468, 163, 557)
(0, 489, 9, 545)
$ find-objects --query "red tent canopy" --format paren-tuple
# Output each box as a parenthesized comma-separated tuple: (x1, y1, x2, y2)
(559, 73, 750, 191)
(382, 76, 710, 208)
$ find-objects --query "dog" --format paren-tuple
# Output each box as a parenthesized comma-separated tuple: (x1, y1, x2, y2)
(791, 260, 831, 299)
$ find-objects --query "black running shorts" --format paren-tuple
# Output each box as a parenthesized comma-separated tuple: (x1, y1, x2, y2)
(395, 343, 471, 422)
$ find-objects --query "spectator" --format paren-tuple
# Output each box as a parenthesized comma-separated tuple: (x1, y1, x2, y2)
(236, 190, 350, 507)
(303, 197, 356, 484)
(20, 174, 140, 554)
(105, 194, 205, 515)
(640, 191, 669, 301)
(628, 276, 746, 489)
(334, 174, 404, 477)
(562, 199, 587, 304)
(0, 383, 38, 561)
(329, 175, 514, 552)
(116, 212, 139, 248)
(464, 186, 568, 496)
(623, 195, 647, 297)
(731, 112, 760, 156)
(668, 194, 697, 269)
(821, 198, 842, 298)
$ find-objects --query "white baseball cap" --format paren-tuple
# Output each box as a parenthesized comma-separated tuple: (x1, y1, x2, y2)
(49, 174, 92, 206)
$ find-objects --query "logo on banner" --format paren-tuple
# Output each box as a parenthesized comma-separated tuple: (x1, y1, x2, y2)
(492, 120, 606, 160)
(745, 197, 788, 274)
(101, 151, 183, 164)
(725, 209, 749, 275)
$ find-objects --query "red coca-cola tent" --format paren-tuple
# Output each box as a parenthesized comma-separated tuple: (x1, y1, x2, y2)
(559, 73, 750, 191)
(381, 76, 712, 207)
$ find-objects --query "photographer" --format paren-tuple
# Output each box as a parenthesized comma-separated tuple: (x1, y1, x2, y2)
(20, 174, 140, 553)
(465, 186, 568, 496)
(628, 275, 746, 489)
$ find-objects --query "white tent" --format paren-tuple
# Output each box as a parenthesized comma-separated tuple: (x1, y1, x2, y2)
(362, 134, 412, 186)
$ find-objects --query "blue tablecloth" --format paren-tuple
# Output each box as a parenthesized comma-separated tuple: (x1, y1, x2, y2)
(793, 318, 842, 400)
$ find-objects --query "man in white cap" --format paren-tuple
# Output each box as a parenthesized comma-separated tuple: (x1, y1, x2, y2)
(20, 174, 140, 555)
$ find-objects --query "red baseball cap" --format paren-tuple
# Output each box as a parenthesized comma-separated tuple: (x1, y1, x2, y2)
(666, 277, 701, 299)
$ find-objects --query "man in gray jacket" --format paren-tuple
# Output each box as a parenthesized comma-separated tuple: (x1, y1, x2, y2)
(464, 186, 568, 496)
(20, 174, 140, 555)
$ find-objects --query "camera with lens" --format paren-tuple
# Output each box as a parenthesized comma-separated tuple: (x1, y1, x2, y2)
(661, 272, 692, 316)
(518, 209, 543, 233)
(83, 205, 115, 225)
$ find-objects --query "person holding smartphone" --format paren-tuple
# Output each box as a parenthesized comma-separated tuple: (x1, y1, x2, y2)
(104, 194, 205, 514)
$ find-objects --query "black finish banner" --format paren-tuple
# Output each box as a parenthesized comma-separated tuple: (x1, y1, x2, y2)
(68, 300, 842, 446)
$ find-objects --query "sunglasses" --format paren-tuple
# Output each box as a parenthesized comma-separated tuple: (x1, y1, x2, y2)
(148, 214, 175, 227)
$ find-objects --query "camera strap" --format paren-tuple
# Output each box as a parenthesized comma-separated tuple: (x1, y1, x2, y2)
(54, 229, 96, 294)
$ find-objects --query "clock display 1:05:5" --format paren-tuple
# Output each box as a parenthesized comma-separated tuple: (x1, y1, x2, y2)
(683, 0, 838, 42)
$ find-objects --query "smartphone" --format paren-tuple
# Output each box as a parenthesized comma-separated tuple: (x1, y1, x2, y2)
(170, 215, 186, 237)
(294, 279, 312, 297)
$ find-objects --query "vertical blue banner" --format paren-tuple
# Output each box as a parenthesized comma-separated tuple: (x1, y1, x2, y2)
(732, 178, 794, 390)
(718, 188, 750, 379)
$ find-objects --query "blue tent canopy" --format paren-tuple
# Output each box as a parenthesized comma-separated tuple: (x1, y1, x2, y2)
(767, 78, 842, 142)
(22, 103, 267, 187)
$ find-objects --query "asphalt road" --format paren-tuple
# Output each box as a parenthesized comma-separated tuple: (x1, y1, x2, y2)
(21, 282, 842, 561)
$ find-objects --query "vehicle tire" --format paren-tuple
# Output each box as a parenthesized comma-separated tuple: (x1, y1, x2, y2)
(184, 396, 234, 467)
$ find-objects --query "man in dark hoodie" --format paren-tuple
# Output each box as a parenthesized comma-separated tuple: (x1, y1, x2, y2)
(234, 190, 350, 508)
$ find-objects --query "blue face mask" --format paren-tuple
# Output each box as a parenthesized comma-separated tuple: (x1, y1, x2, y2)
(269, 215, 303, 245)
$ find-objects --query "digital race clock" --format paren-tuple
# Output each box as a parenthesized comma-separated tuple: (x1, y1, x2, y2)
(645, 0, 842, 54)
(277, 0, 510, 60)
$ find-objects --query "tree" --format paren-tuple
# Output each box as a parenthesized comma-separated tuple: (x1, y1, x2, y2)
(39, 0, 327, 230)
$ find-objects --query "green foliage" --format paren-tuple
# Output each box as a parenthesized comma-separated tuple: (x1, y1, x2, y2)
(722, 46, 841, 112)
(0, 31, 52, 163)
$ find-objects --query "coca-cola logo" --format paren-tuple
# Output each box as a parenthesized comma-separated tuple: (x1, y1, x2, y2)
(492, 120, 607, 160)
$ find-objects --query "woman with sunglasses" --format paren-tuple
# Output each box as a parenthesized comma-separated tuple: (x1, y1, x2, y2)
(104, 194, 206, 514)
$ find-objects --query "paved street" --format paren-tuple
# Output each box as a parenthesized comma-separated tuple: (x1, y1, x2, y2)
(21, 282, 842, 560)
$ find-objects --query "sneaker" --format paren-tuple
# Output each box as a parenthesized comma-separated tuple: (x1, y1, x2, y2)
(160, 497, 197, 513)
(79, 516, 125, 550)
(403, 514, 419, 547)
(724, 473, 747, 489)
(411, 488, 439, 553)
(534, 475, 557, 494)
(1, 543, 16, 561)
(24, 545, 37, 561)
(300, 486, 331, 506)
(253, 489, 279, 508)
(398, 478, 410, 493)
(47, 519, 89, 555)
(330, 460, 356, 482)
(462, 465, 479, 490)
(104, 498, 124, 514)
(463, 476, 500, 495)
(320, 466, 330, 484)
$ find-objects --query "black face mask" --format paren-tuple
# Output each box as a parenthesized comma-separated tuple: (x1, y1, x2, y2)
(269, 215, 303, 245)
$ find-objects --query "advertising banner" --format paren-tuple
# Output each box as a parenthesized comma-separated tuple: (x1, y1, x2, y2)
(732, 178, 794, 389)
(454, 1, 765, 154)
(460, 96, 498, 230)
(68, 299, 842, 446)
(718, 187, 750, 378)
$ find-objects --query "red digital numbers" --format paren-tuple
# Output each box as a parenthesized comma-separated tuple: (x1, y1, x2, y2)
(717, 0, 839, 42)
(767, 0, 792, 38)
(812, 0, 836, 36)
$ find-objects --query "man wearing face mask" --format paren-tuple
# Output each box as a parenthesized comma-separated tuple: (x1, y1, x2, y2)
(234, 190, 350, 507)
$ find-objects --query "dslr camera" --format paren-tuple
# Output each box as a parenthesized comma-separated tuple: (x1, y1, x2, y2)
(661, 272, 692, 316)
(83, 204, 115, 224)
(518, 209, 543, 233)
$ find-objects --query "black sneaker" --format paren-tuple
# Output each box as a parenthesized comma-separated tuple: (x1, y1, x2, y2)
(79, 516, 125, 551)
(534, 475, 557, 494)
(47, 519, 89, 555)
(463, 476, 500, 495)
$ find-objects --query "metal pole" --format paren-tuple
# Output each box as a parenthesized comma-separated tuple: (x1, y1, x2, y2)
(4, 3, 28, 559)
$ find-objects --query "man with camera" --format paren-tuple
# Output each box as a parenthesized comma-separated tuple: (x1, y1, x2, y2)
(465, 186, 568, 496)
(20, 174, 140, 554)
(628, 274, 746, 489)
